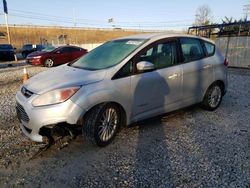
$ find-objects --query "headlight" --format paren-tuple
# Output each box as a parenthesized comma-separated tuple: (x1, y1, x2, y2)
(32, 86, 80, 107)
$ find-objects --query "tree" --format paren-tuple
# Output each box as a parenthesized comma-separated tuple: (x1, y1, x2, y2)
(194, 5, 213, 26)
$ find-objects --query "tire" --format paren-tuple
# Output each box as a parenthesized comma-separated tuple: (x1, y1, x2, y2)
(83, 103, 121, 147)
(44, 58, 54, 67)
(202, 83, 223, 111)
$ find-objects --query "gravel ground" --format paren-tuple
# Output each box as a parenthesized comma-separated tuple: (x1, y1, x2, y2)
(0, 67, 249, 187)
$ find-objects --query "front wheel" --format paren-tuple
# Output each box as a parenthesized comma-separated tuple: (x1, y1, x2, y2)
(202, 84, 223, 111)
(83, 103, 121, 147)
(44, 58, 54, 67)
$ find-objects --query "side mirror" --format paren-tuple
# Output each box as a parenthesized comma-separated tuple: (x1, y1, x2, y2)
(136, 61, 155, 72)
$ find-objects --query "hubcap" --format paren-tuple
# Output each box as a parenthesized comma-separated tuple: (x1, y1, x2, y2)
(98, 108, 118, 142)
(208, 86, 222, 108)
(46, 59, 53, 67)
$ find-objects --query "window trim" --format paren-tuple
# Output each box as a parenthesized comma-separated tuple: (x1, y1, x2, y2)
(112, 37, 181, 80)
(178, 37, 207, 64)
(202, 40, 216, 57)
(112, 61, 133, 80)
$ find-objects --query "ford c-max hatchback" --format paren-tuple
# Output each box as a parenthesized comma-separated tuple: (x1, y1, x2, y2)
(16, 34, 227, 146)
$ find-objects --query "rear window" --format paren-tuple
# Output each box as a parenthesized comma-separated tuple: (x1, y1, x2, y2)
(22, 45, 33, 50)
(180, 38, 205, 62)
(204, 42, 215, 56)
(0, 44, 13, 49)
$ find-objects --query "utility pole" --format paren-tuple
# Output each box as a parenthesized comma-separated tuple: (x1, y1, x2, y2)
(108, 18, 114, 29)
(4, 13, 10, 44)
(73, 8, 76, 27)
(243, 5, 250, 20)
(73, 8, 77, 44)
(3, 0, 11, 44)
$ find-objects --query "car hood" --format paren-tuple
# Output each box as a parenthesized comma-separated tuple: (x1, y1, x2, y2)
(24, 65, 107, 94)
(27, 51, 49, 57)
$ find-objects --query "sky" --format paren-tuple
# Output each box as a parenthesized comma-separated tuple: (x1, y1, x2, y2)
(0, 0, 249, 30)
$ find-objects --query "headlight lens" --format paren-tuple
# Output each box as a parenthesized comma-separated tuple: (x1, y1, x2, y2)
(32, 86, 80, 107)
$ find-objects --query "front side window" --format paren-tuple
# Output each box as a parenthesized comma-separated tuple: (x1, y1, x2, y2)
(180, 38, 205, 62)
(72, 39, 146, 70)
(135, 41, 177, 69)
(113, 61, 132, 79)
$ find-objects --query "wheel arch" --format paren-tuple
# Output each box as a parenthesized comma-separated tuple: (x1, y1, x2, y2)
(78, 101, 127, 127)
(212, 80, 226, 95)
(202, 79, 226, 101)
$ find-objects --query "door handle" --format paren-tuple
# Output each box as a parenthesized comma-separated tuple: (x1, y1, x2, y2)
(203, 64, 212, 69)
(168, 73, 178, 79)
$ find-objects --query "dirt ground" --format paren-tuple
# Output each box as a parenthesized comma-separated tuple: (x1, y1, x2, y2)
(0, 67, 249, 187)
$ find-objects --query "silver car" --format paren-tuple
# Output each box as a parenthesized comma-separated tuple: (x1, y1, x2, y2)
(16, 34, 227, 146)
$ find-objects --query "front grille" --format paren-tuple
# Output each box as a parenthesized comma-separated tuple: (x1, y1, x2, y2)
(21, 86, 33, 98)
(16, 102, 30, 123)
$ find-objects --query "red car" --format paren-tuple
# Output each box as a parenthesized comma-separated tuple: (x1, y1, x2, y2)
(26, 45, 88, 67)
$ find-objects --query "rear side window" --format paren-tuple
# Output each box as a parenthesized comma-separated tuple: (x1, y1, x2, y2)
(180, 38, 205, 62)
(60, 47, 72, 53)
(204, 42, 215, 56)
(67, 47, 79, 52)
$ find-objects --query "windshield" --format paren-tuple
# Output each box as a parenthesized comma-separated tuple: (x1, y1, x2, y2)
(71, 39, 146, 70)
(42, 46, 56, 52)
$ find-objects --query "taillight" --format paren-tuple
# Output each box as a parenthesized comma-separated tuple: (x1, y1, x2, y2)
(224, 59, 229, 66)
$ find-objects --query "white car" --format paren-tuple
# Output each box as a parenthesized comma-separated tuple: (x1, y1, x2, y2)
(16, 33, 228, 146)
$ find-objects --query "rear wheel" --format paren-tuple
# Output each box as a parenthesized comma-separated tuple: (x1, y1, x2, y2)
(202, 84, 223, 111)
(82, 103, 121, 147)
(44, 58, 54, 67)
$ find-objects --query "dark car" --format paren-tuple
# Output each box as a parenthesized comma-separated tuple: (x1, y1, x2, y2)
(21, 44, 45, 58)
(0, 44, 15, 61)
(26, 45, 88, 67)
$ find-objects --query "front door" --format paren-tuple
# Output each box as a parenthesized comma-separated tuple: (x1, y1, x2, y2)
(131, 39, 182, 121)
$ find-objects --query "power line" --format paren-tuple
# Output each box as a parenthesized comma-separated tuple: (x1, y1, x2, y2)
(7, 8, 192, 26)
(9, 13, 192, 28)
(0, 8, 193, 30)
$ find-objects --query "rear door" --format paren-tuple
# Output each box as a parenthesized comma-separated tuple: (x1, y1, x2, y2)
(71, 47, 85, 60)
(55, 47, 71, 64)
(180, 37, 213, 103)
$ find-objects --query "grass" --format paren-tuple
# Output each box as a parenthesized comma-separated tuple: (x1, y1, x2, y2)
(0, 25, 144, 49)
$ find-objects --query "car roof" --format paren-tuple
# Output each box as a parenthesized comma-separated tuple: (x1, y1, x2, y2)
(57, 45, 82, 49)
(0, 43, 13, 46)
(0, 44, 14, 48)
(116, 33, 215, 44)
